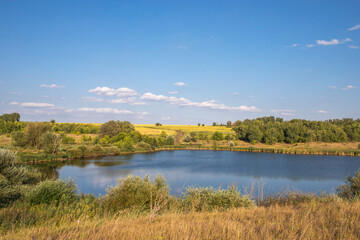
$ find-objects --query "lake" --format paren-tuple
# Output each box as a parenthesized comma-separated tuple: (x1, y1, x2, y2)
(37, 150, 360, 196)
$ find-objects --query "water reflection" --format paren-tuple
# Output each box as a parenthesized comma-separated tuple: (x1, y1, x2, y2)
(35, 150, 360, 196)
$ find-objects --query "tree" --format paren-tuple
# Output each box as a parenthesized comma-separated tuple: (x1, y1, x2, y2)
(41, 132, 61, 154)
(0, 112, 20, 122)
(212, 122, 217, 126)
(25, 122, 52, 148)
(155, 123, 162, 126)
(226, 121, 232, 128)
(98, 120, 135, 138)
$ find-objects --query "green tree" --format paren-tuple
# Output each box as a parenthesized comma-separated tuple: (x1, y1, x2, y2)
(41, 132, 61, 154)
(211, 131, 224, 141)
(99, 120, 135, 138)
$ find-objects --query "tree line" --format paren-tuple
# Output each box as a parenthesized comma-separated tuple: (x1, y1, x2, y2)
(233, 116, 360, 144)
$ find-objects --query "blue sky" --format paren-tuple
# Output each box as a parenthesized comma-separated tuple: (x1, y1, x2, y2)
(0, 0, 359, 124)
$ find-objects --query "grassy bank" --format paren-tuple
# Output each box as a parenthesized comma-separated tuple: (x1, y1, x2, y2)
(3, 200, 360, 240)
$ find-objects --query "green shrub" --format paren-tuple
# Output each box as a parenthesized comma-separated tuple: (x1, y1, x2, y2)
(358, 144, 360, 150)
(165, 136, 175, 145)
(26, 179, 77, 205)
(41, 132, 61, 154)
(61, 134, 75, 144)
(103, 175, 170, 214)
(229, 141, 235, 147)
(183, 186, 254, 212)
(10, 132, 27, 147)
(183, 135, 191, 143)
(337, 168, 360, 200)
(135, 142, 152, 150)
(90, 145, 104, 155)
(0, 149, 16, 171)
(211, 131, 224, 141)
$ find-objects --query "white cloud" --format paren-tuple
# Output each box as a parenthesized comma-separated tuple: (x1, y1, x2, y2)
(328, 86, 337, 89)
(349, 45, 359, 49)
(89, 87, 137, 97)
(317, 110, 328, 114)
(78, 108, 134, 114)
(174, 82, 188, 87)
(161, 117, 172, 120)
(306, 44, 315, 48)
(140, 92, 261, 112)
(40, 84, 64, 89)
(168, 91, 178, 95)
(287, 43, 299, 47)
(10, 101, 20, 105)
(82, 97, 104, 102)
(342, 85, 356, 90)
(20, 102, 55, 108)
(110, 97, 148, 105)
(177, 46, 187, 50)
(316, 38, 351, 46)
(270, 109, 296, 116)
(249, 95, 255, 98)
(348, 24, 360, 31)
(231, 92, 239, 95)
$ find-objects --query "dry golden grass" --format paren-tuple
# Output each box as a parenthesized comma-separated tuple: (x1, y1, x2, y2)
(66, 134, 98, 143)
(3, 201, 360, 240)
(0, 134, 11, 147)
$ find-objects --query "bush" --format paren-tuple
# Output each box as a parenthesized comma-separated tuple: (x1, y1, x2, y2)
(183, 186, 254, 212)
(103, 175, 170, 214)
(183, 135, 191, 143)
(211, 131, 224, 141)
(165, 136, 175, 145)
(0, 149, 40, 207)
(41, 132, 61, 154)
(136, 142, 152, 150)
(358, 144, 360, 150)
(10, 132, 27, 147)
(25, 122, 52, 148)
(61, 134, 75, 144)
(26, 179, 77, 205)
(229, 141, 235, 147)
(337, 168, 360, 200)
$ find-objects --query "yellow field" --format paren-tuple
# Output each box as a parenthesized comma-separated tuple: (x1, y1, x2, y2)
(134, 124, 234, 136)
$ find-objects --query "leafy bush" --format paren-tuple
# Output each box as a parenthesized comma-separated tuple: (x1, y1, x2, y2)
(26, 179, 77, 205)
(136, 142, 152, 150)
(183, 186, 254, 212)
(0, 149, 40, 207)
(183, 135, 191, 143)
(10, 132, 27, 147)
(228, 141, 235, 147)
(61, 134, 75, 144)
(25, 122, 52, 148)
(165, 136, 175, 145)
(103, 175, 170, 214)
(211, 131, 224, 141)
(41, 132, 61, 154)
(337, 168, 360, 200)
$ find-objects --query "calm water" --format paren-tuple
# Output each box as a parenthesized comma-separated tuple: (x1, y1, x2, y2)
(37, 150, 360, 196)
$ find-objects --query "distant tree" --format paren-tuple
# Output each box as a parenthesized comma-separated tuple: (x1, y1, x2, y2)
(0, 113, 20, 122)
(165, 135, 175, 145)
(99, 120, 135, 138)
(202, 124, 205, 127)
(155, 123, 162, 126)
(50, 119, 56, 124)
(226, 121, 232, 128)
(212, 122, 217, 126)
(190, 131, 199, 142)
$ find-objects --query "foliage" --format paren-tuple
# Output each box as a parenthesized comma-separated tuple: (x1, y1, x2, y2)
(25, 122, 52, 148)
(183, 135, 191, 143)
(41, 132, 61, 154)
(155, 123, 162, 126)
(103, 175, 170, 214)
(0, 113, 20, 122)
(52, 123, 99, 134)
(211, 131, 224, 141)
(183, 186, 254, 212)
(26, 179, 77, 205)
(99, 121, 135, 138)
(0, 149, 40, 207)
(10, 132, 27, 147)
(60, 133, 75, 144)
(337, 168, 360, 200)
(233, 116, 360, 144)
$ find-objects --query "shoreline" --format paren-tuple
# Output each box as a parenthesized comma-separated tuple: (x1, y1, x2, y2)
(20, 145, 360, 164)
